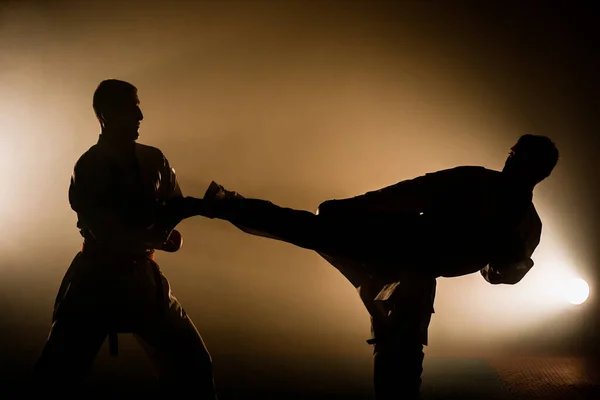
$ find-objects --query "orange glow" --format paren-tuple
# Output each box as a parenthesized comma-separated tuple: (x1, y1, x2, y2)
(0, 1, 593, 375)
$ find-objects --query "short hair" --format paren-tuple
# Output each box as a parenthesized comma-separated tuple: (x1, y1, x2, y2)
(514, 134, 559, 181)
(92, 79, 137, 123)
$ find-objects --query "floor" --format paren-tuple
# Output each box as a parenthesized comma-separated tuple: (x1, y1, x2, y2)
(8, 355, 600, 399)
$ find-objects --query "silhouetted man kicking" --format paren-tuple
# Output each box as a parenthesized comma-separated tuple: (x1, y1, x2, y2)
(32, 79, 216, 397)
(195, 134, 558, 399)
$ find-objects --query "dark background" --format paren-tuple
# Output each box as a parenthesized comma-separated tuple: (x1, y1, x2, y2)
(0, 0, 598, 397)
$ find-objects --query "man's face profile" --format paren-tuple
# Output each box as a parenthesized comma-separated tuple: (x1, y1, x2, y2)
(103, 92, 143, 141)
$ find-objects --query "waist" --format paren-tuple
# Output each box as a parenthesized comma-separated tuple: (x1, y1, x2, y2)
(81, 239, 155, 259)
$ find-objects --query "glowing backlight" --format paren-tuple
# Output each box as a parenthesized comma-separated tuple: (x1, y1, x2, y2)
(563, 278, 590, 305)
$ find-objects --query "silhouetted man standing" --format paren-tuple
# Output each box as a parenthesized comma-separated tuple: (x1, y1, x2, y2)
(32, 79, 216, 398)
(195, 134, 558, 399)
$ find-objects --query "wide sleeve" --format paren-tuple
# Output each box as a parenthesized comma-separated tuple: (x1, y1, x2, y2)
(158, 154, 183, 201)
(144, 152, 189, 245)
(481, 204, 542, 285)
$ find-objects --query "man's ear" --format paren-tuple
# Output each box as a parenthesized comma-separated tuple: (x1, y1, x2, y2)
(98, 112, 106, 129)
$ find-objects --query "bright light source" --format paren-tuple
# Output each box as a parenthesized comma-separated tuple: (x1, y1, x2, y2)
(563, 278, 590, 305)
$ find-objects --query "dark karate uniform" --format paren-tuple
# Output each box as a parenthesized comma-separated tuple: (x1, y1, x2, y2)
(201, 166, 542, 399)
(32, 135, 217, 398)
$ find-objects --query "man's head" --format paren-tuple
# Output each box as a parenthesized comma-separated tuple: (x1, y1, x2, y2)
(502, 134, 559, 187)
(93, 79, 143, 141)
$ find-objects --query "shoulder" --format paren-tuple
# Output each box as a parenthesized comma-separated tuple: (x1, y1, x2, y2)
(416, 166, 497, 186)
(426, 166, 498, 178)
(135, 142, 170, 165)
(135, 142, 164, 157)
(70, 145, 115, 193)
(72, 144, 107, 178)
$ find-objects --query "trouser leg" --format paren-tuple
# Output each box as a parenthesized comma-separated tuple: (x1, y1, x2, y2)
(368, 276, 436, 400)
(31, 317, 107, 396)
(212, 195, 341, 252)
(134, 273, 217, 399)
(372, 318, 428, 400)
(202, 186, 423, 278)
(206, 190, 389, 267)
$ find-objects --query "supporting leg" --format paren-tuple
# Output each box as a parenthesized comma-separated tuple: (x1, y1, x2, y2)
(368, 275, 437, 400)
(31, 317, 107, 395)
(134, 272, 217, 398)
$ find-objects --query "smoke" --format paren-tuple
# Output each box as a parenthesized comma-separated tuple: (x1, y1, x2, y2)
(0, 0, 594, 382)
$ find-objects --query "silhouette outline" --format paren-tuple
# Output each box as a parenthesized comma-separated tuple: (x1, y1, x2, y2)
(197, 134, 558, 399)
(31, 79, 216, 397)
